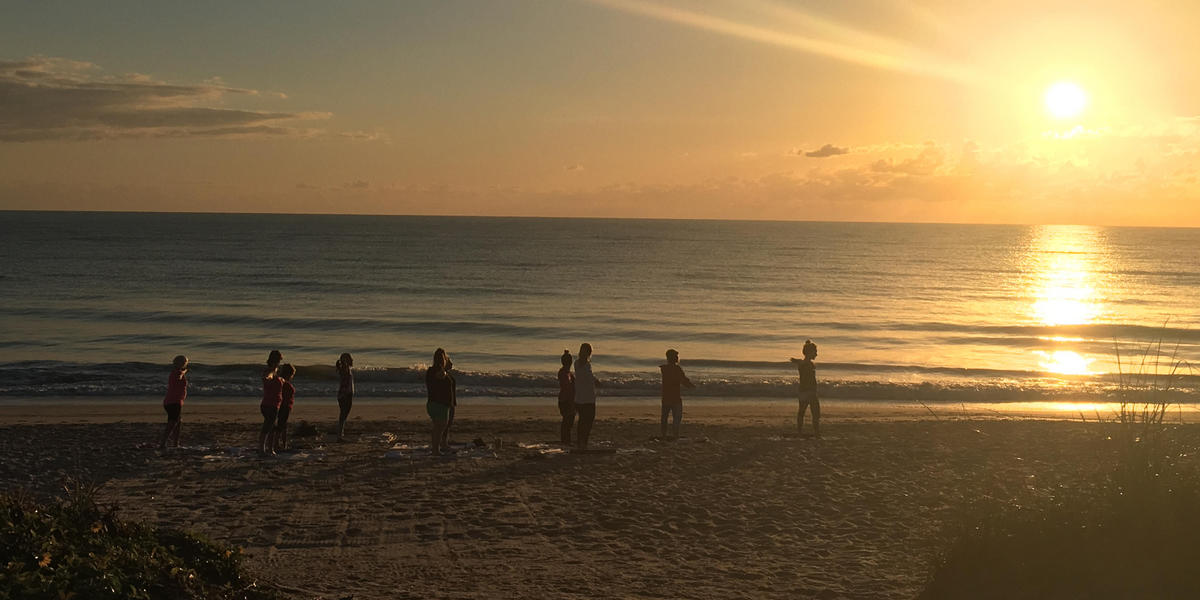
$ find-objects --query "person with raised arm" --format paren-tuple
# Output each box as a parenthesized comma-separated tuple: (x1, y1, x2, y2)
(424, 348, 456, 456)
(659, 348, 694, 440)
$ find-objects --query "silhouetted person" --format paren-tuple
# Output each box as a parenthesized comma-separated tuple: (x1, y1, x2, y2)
(259, 350, 284, 455)
(335, 352, 354, 441)
(574, 343, 597, 450)
(659, 348, 694, 440)
(425, 348, 456, 456)
(158, 354, 188, 449)
(557, 350, 576, 445)
(275, 364, 296, 451)
(790, 340, 820, 438)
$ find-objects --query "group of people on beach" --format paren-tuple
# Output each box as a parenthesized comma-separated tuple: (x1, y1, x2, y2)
(158, 339, 822, 453)
(255, 350, 356, 456)
(157, 349, 355, 453)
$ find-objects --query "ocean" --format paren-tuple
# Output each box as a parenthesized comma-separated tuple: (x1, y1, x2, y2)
(1, 211, 1197, 402)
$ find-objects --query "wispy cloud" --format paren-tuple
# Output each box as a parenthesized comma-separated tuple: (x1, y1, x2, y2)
(579, 0, 978, 84)
(0, 56, 337, 142)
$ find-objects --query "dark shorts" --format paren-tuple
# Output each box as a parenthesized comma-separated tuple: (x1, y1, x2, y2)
(427, 401, 451, 422)
(165, 403, 181, 422)
(261, 405, 278, 433)
(275, 406, 292, 431)
(799, 391, 819, 406)
(558, 399, 575, 419)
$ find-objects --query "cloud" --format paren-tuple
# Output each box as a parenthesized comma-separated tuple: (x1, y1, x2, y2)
(802, 143, 849, 158)
(564, 164, 585, 172)
(346, 180, 370, 189)
(869, 143, 943, 175)
(0, 56, 334, 142)
(336, 130, 389, 142)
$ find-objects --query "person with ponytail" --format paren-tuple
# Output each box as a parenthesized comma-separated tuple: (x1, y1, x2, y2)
(790, 340, 820, 438)
(275, 363, 297, 451)
(259, 349, 284, 455)
(424, 348, 456, 456)
(557, 350, 575, 445)
(158, 354, 188, 449)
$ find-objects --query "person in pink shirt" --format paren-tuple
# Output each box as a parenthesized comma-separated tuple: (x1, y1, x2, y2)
(158, 355, 188, 449)
(275, 364, 297, 452)
(259, 350, 283, 456)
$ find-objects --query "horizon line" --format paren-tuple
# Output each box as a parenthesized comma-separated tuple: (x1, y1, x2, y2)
(0, 208, 1193, 230)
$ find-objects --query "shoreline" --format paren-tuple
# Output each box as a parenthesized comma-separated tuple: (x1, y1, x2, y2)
(3, 396, 1198, 424)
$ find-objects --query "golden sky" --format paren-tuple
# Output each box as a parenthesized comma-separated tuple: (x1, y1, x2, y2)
(2, 0, 1199, 225)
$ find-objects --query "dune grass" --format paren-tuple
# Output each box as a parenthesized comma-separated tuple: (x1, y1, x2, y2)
(922, 338, 1200, 599)
(0, 479, 278, 600)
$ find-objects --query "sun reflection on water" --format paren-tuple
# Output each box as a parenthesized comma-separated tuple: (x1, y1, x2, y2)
(1024, 225, 1109, 376)
(1034, 349, 1095, 375)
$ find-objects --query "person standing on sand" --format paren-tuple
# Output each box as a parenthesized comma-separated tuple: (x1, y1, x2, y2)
(259, 350, 284, 456)
(335, 352, 354, 442)
(159, 355, 188, 449)
(557, 350, 576, 445)
(659, 349, 694, 440)
(275, 364, 296, 451)
(574, 343, 598, 450)
(790, 340, 820, 438)
(425, 348, 456, 456)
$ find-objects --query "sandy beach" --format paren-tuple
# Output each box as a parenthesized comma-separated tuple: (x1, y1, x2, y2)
(4, 398, 1187, 599)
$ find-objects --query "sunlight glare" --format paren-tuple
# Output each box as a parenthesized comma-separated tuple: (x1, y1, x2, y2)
(1024, 225, 1109, 376)
(1035, 350, 1095, 375)
(1045, 81, 1088, 119)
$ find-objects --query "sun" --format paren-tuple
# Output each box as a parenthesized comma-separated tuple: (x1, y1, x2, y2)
(1044, 81, 1088, 119)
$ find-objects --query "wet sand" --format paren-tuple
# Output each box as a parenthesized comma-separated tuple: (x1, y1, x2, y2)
(0, 399, 1187, 599)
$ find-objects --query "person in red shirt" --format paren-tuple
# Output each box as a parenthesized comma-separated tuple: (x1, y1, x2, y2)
(275, 364, 297, 452)
(158, 355, 188, 449)
(659, 349, 694, 440)
(259, 350, 284, 456)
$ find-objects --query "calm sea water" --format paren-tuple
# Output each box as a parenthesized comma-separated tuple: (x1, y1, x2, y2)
(1, 211, 1198, 401)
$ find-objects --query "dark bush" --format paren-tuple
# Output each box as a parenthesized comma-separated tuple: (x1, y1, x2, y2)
(921, 478, 1200, 599)
(0, 482, 277, 600)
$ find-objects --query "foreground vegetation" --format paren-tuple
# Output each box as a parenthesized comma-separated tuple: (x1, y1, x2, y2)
(923, 341, 1200, 598)
(1, 480, 277, 600)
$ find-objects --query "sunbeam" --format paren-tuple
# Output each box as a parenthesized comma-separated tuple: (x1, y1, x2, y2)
(580, 0, 978, 83)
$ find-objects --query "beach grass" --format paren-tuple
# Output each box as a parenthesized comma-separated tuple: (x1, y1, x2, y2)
(0, 479, 278, 600)
(922, 338, 1200, 598)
